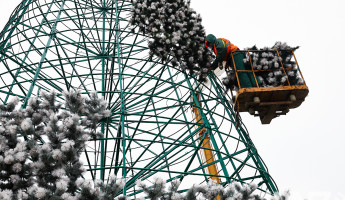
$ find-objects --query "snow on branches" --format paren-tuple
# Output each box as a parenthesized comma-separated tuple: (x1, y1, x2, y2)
(242, 42, 303, 88)
(0, 92, 290, 199)
(0, 90, 116, 199)
(222, 42, 304, 91)
(136, 178, 290, 200)
(130, 1, 304, 91)
(130, 0, 214, 79)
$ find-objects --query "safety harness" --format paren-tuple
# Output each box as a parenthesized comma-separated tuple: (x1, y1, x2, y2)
(212, 38, 239, 61)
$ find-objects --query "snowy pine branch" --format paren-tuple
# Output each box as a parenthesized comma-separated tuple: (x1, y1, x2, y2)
(136, 178, 289, 200)
(0, 91, 113, 199)
(223, 42, 303, 91)
(242, 42, 303, 88)
(1, 92, 290, 199)
(130, 0, 214, 80)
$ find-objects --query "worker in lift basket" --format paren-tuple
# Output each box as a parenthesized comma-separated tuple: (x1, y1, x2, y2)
(205, 34, 257, 88)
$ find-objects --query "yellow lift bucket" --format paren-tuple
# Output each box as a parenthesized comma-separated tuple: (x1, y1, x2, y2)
(230, 49, 309, 124)
(234, 85, 309, 124)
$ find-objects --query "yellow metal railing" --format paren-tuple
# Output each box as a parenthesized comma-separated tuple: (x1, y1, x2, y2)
(229, 49, 307, 90)
(229, 49, 309, 124)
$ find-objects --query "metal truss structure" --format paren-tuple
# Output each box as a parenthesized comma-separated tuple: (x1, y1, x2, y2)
(0, 0, 278, 198)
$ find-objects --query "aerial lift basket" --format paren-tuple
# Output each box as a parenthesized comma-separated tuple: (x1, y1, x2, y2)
(229, 49, 309, 124)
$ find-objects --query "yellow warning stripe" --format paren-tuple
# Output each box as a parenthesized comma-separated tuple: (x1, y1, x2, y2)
(222, 40, 225, 47)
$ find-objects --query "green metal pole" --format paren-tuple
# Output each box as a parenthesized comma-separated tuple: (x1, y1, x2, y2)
(22, 0, 65, 108)
(100, 0, 107, 181)
(166, 66, 208, 183)
(114, 0, 127, 195)
(208, 73, 278, 193)
(198, 74, 243, 183)
(183, 73, 231, 182)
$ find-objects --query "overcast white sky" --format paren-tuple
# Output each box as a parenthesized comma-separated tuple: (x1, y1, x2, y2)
(190, 0, 345, 199)
(1, 0, 345, 199)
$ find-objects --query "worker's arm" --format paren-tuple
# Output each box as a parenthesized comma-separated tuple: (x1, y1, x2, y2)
(210, 39, 227, 70)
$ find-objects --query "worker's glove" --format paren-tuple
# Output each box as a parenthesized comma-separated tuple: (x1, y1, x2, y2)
(218, 62, 223, 70)
(217, 61, 227, 70)
(222, 61, 226, 69)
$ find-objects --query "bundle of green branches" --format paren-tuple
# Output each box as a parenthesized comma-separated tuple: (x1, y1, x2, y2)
(0, 91, 123, 200)
(242, 42, 303, 88)
(129, 0, 214, 81)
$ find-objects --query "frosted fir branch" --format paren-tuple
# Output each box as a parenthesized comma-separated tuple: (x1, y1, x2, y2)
(0, 189, 13, 200)
(96, 176, 126, 200)
(40, 90, 62, 112)
(34, 187, 47, 199)
(240, 42, 302, 89)
(0, 91, 112, 198)
(0, 96, 19, 112)
(63, 90, 86, 115)
(0, 93, 292, 200)
(130, 0, 214, 81)
(52, 168, 66, 177)
(56, 179, 68, 191)
(137, 177, 166, 200)
(136, 178, 289, 200)
(17, 190, 28, 199)
(52, 149, 64, 160)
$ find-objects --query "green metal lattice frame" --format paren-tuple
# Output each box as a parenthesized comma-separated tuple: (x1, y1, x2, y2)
(0, 0, 278, 198)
